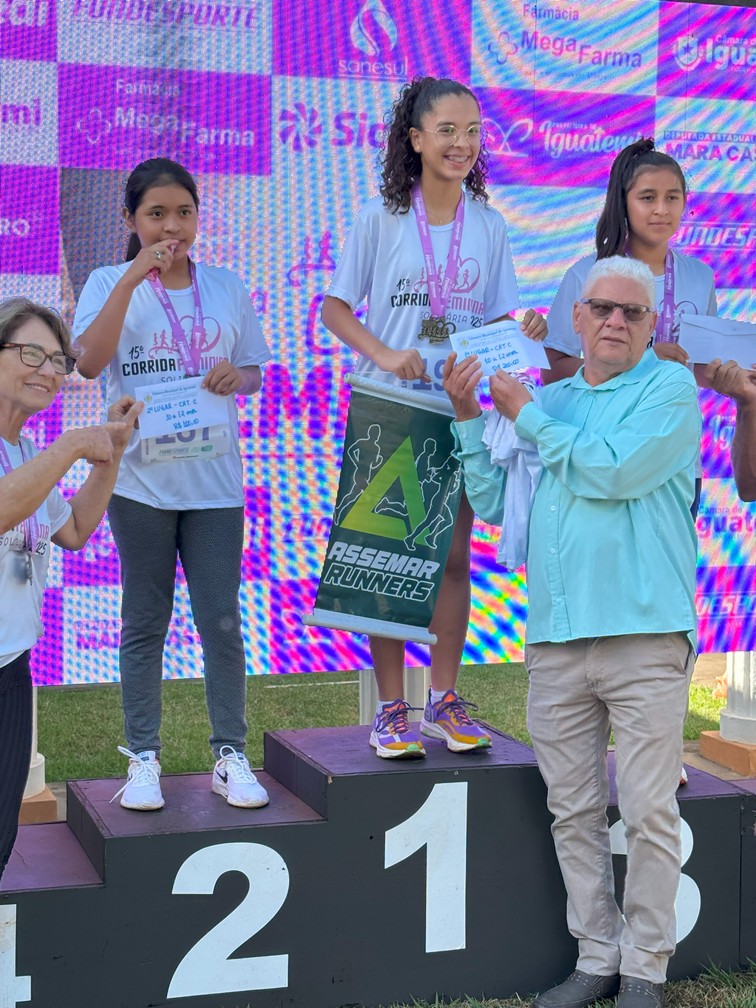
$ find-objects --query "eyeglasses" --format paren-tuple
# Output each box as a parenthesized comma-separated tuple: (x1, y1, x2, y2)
(578, 299, 654, 323)
(0, 342, 76, 375)
(420, 124, 484, 148)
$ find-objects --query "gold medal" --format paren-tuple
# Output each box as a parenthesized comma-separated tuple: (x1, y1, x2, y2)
(419, 315, 455, 344)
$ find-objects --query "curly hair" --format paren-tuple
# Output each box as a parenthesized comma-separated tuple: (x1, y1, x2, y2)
(379, 77, 489, 213)
(595, 138, 687, 259)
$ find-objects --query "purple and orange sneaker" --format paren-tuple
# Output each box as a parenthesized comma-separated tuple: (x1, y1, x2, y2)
(420, 690, 492, 752)
(370, 699, 426, 759)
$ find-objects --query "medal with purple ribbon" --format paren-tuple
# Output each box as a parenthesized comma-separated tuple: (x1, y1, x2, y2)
(411, 186, 465, 344)
(146, 259, 207, 376)
(654, 250, 677, 344)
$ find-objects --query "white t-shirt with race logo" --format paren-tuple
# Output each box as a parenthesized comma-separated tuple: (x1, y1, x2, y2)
(74, 262, 271, 510)
(0, 437, 71, 667)
(328, 192, 520, 397)
(545, 250, 718, 358)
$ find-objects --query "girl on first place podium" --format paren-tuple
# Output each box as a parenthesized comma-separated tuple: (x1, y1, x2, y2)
(322, 76, 545, 760)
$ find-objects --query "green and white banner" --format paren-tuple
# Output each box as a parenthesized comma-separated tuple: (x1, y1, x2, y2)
(305, 374, 463, 644)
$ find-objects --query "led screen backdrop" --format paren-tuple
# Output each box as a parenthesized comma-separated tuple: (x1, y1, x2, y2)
(0, 0, 754, 684)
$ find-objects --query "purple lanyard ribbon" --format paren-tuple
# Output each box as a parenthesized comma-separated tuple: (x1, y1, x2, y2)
(411, 186, 465, 318)
(0, 439, 40, 554)
(146, 259, 206, 376)
(654, 250, 677, 344)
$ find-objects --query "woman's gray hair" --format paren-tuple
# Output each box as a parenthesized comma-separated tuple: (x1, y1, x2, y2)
(0, 298, 76, 361)
(582, 256, 656, 308)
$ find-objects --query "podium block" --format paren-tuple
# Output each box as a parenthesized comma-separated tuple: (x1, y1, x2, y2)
(1, 726, 754, 1008)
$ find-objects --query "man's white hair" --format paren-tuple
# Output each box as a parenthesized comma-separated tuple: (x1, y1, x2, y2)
(582, 256, 656, 308)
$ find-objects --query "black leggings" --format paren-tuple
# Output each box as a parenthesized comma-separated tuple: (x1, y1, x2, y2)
(0, 651, 32, 881)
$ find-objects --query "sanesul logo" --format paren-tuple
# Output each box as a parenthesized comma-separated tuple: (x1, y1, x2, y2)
(339, 0, 406, 80)
(272, 0, 470, 82)
(350, 0, 396, 55)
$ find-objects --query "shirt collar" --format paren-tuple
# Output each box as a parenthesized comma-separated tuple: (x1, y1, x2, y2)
(566, 348, 659, 392)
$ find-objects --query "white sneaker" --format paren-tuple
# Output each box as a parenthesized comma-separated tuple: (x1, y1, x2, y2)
(212, 745, 269, 808)
(112, 746, 165, 810)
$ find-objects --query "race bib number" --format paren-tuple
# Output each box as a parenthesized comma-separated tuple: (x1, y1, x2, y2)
(140, 425, 231, 463)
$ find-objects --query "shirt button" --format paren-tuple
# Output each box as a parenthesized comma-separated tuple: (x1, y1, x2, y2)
(550, 548, 556, 554)
(550, 505, 556, 512)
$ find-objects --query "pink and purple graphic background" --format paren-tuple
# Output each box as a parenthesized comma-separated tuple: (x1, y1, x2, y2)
(1, 0, 754, 684)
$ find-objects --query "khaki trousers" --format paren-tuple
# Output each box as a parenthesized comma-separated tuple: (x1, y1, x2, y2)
(526, 633, 695, 983)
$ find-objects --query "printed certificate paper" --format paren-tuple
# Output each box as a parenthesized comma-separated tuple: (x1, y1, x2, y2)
(679, 315, 756, 368)
(449, 320, 549, 375)
(135, 376, 229, 440)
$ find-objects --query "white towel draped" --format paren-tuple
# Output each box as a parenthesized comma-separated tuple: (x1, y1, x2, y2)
(481, 387, 543, 570)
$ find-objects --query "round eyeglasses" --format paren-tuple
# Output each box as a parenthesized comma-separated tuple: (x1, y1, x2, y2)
(419, 124, 484, 148)
(578, 299, 654, 323)
(0, 342, 76, 375)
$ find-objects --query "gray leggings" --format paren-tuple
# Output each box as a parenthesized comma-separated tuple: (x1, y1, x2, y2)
(107, 495, 247, 759)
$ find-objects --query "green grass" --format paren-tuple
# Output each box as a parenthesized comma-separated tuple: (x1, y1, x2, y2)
(38, 663, 724, 781)
(222, 963, 756, 1008)
(397, 962, 756, 1006)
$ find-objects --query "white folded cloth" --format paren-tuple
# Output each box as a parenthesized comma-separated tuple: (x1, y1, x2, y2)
(482, 386, 543, 570)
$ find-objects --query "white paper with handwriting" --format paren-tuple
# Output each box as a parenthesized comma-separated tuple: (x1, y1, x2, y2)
(449, 320, 548, 375)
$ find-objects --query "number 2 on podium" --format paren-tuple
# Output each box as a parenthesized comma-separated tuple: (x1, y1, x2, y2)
(167, 780, 469, 999)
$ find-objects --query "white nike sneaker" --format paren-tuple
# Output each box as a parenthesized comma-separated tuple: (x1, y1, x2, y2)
(112, 746, 165, 810)
(212, 745, 269, 808)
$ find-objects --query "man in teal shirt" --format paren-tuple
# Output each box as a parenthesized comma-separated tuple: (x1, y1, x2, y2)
(444, 257, 699, 1008)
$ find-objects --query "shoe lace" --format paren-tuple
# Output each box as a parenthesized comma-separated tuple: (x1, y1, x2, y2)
(110, 746, 160, 803)
(218, 745, 256, 783)
(375, 700, 421, 734)
(437, 693, 479, 727)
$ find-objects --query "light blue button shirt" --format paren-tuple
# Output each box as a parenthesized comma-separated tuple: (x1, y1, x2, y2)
(453, 350, 700, 647)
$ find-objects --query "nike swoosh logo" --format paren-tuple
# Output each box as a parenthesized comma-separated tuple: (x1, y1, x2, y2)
(217, 771, 228, 783)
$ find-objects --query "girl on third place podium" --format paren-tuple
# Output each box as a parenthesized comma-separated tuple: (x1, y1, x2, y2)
(542, 138, 718, 517)
(74, 159, 271, 812)
(322, 76, 545, 760)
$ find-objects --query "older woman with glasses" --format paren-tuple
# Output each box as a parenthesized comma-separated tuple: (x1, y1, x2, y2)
(0, 297, 140, 882)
